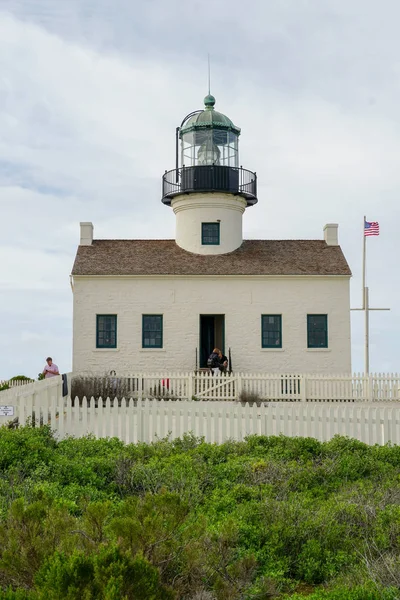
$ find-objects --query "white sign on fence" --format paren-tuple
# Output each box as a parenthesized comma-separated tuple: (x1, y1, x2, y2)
(0, 406, 14, 417)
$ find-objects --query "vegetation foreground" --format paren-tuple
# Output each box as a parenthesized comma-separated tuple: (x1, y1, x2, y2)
(0, 426, 399, 599)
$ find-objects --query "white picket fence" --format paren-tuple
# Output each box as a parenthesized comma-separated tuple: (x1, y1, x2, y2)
(4, 395, 400, 446)
(2, 373, 400, 404)
(0, 378, 34, 388)
(0, 375, 63, 403)
(72, 371, 400, 402)
(1, 373, 400, 446)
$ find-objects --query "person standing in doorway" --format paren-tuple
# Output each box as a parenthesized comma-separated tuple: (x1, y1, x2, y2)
(42, 357, 60, 378)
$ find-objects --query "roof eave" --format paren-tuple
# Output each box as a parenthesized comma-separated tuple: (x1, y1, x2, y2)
(71, 272, 351, 278)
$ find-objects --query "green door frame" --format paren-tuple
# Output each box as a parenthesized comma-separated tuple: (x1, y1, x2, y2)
(199, 314, 225, 368)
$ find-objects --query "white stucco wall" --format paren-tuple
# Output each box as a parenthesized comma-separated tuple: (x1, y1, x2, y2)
(72, 275, 351, 374)
(172, 193, 247, 254)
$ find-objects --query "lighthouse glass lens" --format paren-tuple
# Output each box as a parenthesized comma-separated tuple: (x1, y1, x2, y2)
(181, 130, 239, 167)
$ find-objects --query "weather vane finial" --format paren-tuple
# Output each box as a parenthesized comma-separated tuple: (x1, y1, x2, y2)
(208, 53, 211, 95)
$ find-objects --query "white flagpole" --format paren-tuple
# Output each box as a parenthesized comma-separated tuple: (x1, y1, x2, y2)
(364, 286, 369, 374)
(351, 217, 390, 377)
(362, 215, 366, 309)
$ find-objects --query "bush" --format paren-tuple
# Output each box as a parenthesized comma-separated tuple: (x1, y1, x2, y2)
(285, 582, 398, 599)
(0, 425, 56, 472)
(0, 429, 400, 598)
(238, 390, 262, 404)
(0, 590, 34, 599)
(34, 546, 174, 600)
(70, 375, 132, 402)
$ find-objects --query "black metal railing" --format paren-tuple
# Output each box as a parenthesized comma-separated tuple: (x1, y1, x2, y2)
(162, 165, 257, 206)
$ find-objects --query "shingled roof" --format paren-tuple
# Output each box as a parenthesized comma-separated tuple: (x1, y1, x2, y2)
(71, 239, 351, 276)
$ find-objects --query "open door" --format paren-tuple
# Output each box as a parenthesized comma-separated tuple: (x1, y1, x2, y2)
(199, 315, 225, 368)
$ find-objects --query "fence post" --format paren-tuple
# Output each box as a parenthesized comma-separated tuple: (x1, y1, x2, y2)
(188, 372, 193, 401)
(368, 374, 374, 402)
(300, 374, 307, 402)
(138, 375, 143, 402)
(236, 374, 242, 401)
(137, 399, 143, 442)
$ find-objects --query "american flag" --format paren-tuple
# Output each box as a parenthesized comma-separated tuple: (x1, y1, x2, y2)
(364, 221, 380, 236)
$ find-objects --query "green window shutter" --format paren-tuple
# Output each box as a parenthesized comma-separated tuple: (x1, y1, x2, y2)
(261, 315, 282, 348)
(96, 315, 117, 348)
(201, 222, 220, 245)
(142, 315, 163, 348)
(307, 314, 328, 348)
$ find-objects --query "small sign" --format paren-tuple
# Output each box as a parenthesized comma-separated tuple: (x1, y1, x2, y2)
(0, 406, 14, 417)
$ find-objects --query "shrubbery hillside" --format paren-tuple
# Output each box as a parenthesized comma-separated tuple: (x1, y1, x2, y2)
(0, 426, 399, 599)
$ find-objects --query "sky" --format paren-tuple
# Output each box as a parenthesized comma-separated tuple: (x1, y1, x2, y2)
(0, 0, 399, 379)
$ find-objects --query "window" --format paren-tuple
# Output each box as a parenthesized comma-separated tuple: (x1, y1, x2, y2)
(261, 315, 282, 348)
(202, 222, 220, 245)
(96, 315, 117, 348)
(307, 314, 328, 348)
(142, 315, 163, 348)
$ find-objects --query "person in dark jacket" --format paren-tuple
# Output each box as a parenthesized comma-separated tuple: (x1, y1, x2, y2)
(207, 348, 220, 375)
(207, 348, 228, 375)
(217, 350, 228, 374)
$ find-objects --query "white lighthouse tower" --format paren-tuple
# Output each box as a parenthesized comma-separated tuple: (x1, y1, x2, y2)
(162, 94, 257, 254)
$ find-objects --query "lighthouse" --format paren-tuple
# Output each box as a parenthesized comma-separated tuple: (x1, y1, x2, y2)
(161, 94, 257, 255)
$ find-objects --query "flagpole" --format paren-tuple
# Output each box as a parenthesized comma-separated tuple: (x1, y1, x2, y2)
(364, 286, 369, 374)
(363, 216, 368, 373)
(351, 218, 389, 377)
(362, 215, 366, 309)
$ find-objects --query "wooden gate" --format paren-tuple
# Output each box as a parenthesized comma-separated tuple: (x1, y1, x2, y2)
(194, 373, 236, 400)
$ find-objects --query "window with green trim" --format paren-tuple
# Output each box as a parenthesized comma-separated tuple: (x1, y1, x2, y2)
(261, 315, 282, 348)
(142, 315, 163, 348)
(202, 222, 220, 245)
(307, 314, 328, 348)
(96, 315, 117, 348)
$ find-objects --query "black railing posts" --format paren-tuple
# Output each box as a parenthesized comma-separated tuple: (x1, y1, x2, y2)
(161, 166, 257, 206)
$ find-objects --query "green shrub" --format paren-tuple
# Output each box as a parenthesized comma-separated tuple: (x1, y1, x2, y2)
(0, 430, 399, 597)
(34, 546, 174, 599)
(286, 582, 398, 599)
(0, 590, 35, 599)
(0, 425, 57, 472)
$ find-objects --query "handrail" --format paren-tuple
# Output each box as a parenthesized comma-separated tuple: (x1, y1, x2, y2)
(161, 165, 257, 206)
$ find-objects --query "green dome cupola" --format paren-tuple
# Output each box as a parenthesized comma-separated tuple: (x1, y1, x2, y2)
(180, 95, 241, 138)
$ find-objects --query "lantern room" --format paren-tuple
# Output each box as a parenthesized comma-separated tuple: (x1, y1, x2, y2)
(161, 94, 257, 206)
(180, 94, 240, 167)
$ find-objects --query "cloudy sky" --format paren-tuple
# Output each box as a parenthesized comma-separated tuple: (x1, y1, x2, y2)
(0, 0, 399, 379)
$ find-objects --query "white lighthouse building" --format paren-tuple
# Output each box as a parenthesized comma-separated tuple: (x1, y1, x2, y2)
(71, 94, 352, 374)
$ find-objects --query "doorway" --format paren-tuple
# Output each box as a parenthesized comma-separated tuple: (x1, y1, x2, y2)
(199, 315, 225, 368)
